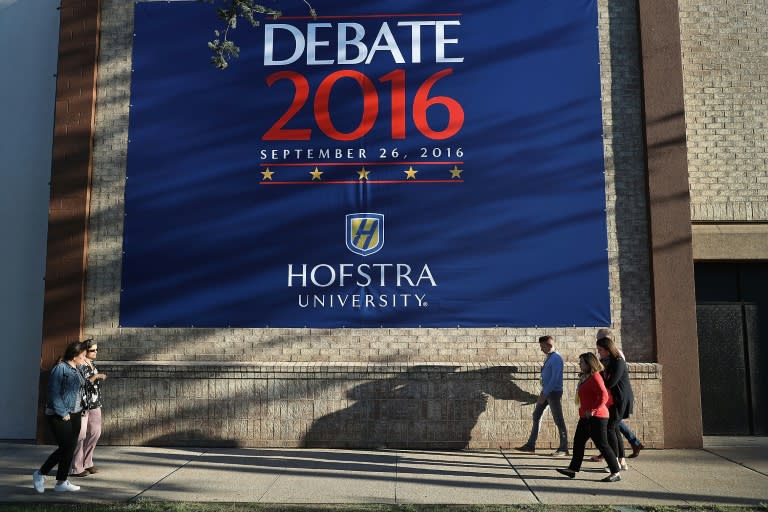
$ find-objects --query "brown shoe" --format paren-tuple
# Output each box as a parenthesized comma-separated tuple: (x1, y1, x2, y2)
(85, 466, 100, 474)
(70, 471, 89, 477)
(628, 443, 644, 459)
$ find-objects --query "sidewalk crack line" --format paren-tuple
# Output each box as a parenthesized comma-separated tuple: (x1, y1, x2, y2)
(128, 449, 210, 502)
(703, 448, 768, 478)
(500, 448, 541, 503)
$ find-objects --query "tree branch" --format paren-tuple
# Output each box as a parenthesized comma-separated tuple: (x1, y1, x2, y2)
(203, 0, 315, 70)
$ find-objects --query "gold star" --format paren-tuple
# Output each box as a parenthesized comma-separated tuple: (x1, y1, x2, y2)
(404, 166, 418, 179)
(260, 168, 274, 181)
(310, 167, 323, 180)
(357, 167, 370, 180)
(449, 165, 463, 179)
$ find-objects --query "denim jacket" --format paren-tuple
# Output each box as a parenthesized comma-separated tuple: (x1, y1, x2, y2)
(45, 362, 85, 418)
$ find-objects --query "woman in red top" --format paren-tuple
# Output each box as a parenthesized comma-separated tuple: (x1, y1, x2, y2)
(556, 352, 622, 482)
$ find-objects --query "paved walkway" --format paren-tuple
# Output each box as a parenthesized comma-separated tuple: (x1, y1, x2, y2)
(1, 437, 766, 505)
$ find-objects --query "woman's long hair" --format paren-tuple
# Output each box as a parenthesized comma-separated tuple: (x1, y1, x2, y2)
(579, 352, 604, 375)
(59, 341, 87, 363)
(596, 337, 621, 359)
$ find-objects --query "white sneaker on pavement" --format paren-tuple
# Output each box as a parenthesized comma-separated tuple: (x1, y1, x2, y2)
(605, 462, 629, 472)
(54, 480, 80, 492)
(32, 471, 46, 493)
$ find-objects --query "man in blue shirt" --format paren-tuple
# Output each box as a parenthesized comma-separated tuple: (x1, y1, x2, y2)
(516, 335, 569, 455)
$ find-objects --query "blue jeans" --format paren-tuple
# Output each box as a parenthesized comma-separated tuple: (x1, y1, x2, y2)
(619, 420, 641, 447)
(525, 391, 568, 451)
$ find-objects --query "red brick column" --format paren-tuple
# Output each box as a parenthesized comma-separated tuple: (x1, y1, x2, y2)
(637, 1, 703, 447)
(38, 0, 101, 441)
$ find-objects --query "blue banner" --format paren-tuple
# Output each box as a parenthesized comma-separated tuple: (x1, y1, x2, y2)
(121, 0, 610, 327)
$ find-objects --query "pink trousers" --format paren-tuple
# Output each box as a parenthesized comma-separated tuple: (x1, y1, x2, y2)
(70, 407, 102, 474)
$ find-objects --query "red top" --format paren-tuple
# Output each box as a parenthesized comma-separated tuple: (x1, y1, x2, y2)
(578, 372, 612, 418)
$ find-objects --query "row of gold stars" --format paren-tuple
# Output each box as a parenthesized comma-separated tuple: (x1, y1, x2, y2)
(261, 165, 464, 181)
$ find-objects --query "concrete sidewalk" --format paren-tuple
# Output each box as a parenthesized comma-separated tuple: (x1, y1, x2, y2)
(1, 437, 766, 505)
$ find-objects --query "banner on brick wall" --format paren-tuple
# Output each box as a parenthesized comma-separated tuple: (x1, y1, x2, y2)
(121, 0, 610, 327)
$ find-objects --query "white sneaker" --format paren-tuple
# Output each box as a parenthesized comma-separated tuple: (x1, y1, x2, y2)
(54, 480, 80, 492)
(32, 470, 46, 493)
(605, 462, 629, 472)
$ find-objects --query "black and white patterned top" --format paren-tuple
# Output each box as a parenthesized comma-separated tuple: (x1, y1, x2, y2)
(79, 363, 102, 410)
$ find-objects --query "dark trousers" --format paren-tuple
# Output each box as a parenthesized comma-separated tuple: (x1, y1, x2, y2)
(567, 416, 621, 474)
(607, 406, 626, 459)
(40, 413, 82, 481)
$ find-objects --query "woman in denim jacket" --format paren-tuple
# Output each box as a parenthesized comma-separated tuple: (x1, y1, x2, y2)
(32, 341, 87, 493)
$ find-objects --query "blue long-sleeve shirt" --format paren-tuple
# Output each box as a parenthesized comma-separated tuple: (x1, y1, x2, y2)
(541, 351, 564, 396)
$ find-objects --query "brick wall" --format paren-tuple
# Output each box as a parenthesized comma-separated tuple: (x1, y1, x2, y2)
(84, 0, 661, 447)
(99, 362, 662, 450)
(38, 0, 101, 442)
(42, 0, 100, 366)
(679, 1, 768, 222)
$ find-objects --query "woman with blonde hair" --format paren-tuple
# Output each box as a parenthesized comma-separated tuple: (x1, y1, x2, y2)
(556, 352, 621, 482)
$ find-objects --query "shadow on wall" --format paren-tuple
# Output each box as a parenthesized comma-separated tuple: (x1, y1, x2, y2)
(301, 366, 538, 449)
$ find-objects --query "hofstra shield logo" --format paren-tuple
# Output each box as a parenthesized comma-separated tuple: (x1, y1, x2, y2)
(346, 213, 384, 256)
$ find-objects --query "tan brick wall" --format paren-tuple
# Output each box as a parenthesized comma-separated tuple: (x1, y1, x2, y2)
(86, 0, 661, 447)
(679, 1, 768, 222)
(99, 362, 662, 450)
(38, 0, 101, 442)
(42, 0, 100, 364)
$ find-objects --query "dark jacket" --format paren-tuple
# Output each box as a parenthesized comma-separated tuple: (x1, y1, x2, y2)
(601, 356, 634, 419)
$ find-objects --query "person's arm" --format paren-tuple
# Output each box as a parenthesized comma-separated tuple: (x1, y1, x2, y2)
(603, 357, 627, 389)
(594, 373, 611, 416)
(82, 363, 106, 383)
(540, 355, 562, 397)
(47, 364, 70, 419)
(583, 373, 610, 417)
(579, 376, 597, 417)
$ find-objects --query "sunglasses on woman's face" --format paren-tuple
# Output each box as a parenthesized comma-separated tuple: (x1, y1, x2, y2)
(87, 349, 98, 353)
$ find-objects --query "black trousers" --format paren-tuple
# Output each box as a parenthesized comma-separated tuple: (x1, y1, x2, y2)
(567, 416, 621, 474)
(40, 413, 82, 481)
(607, 405, 626, 459)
